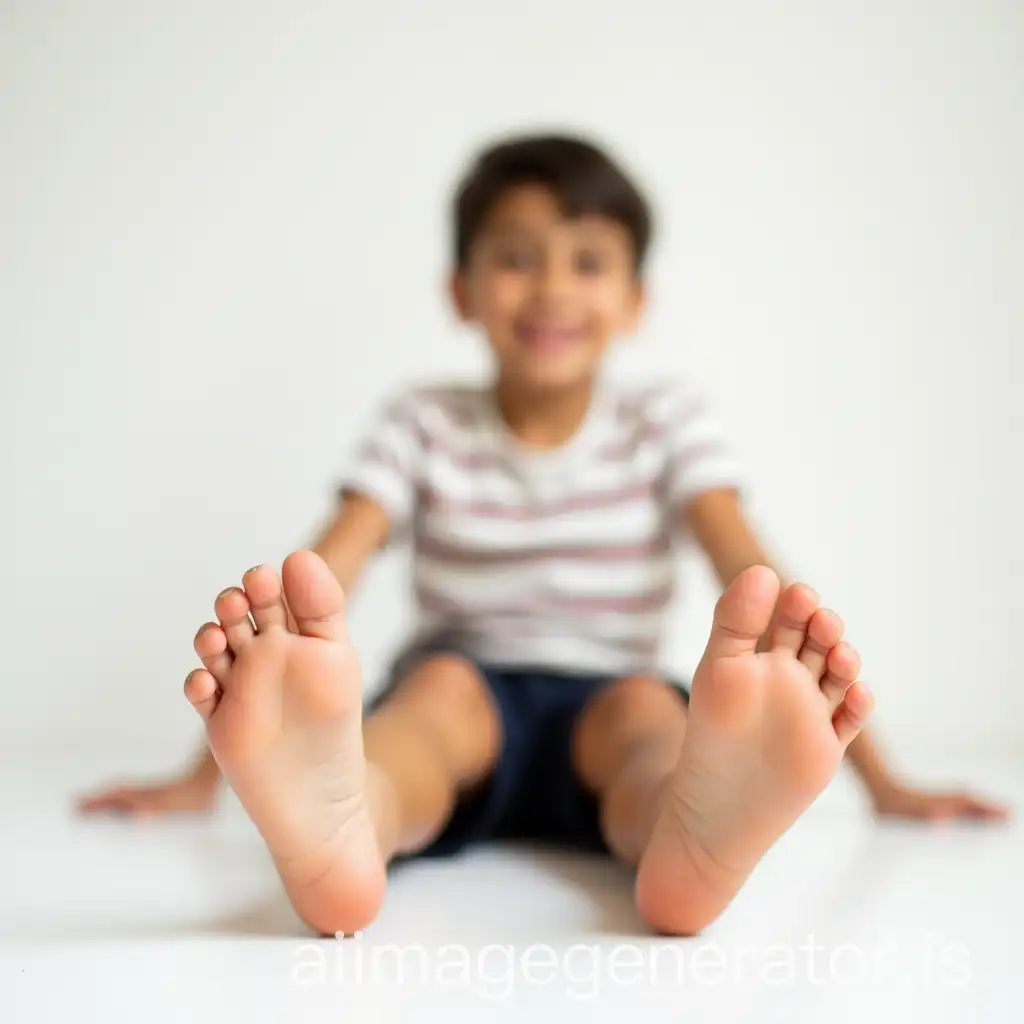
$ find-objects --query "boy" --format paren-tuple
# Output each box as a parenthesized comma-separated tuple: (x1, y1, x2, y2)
(79, 135, 1008, 936)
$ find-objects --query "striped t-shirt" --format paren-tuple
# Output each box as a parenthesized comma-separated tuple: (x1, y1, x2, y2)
(341, 375, 743, 677)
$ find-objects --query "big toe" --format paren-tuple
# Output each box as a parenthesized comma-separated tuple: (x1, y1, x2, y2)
(704, 565, 781, 660)
(281, 550, 349, 643)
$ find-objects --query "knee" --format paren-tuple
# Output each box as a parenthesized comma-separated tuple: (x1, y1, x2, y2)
(404, 654, 491, 716)
(385, 653, 500, 783)
(574, 675, 686, 792)
(597, 675, 685, 722)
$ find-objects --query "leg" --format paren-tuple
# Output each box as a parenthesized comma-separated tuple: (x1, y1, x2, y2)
(361, 653, 501, 860)
(185, 552, 500, 936)
(573, 676, 688, 865)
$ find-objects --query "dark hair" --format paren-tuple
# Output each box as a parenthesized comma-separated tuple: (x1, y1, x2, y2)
(452, 133, 652, 275)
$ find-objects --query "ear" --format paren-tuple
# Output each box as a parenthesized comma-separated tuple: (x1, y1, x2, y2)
(449, 271, 474, 323)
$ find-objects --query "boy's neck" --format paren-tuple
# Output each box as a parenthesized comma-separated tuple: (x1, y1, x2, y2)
(494, 375, 596, 450)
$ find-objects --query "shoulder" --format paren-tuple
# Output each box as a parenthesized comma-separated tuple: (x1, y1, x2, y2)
(603, 375, 715, 437)
(373, 381, 483, 424)
(369, 381, 489, 444)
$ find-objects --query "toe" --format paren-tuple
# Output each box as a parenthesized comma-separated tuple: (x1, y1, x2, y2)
(280, 550, 351, 643)
(184, 668, 220, 722)
(769, 583, 819, 655)
(215, 587, 255, 652)
(832, 680, 875, 747)
(798, 608, 843, 679)
(194, 622, 232, 682)
(703, 565, 780, 660)
(820, 641, 860, 711)
(243, 564, 289, 633)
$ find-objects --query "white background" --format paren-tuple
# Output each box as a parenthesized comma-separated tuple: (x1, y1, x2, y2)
(4, 0, 1022, 772)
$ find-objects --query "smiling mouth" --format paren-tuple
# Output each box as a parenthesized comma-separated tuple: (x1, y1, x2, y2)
(515, 322, 586, 353)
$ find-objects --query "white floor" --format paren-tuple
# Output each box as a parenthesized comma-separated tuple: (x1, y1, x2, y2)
(3, 749, 1021, 1024)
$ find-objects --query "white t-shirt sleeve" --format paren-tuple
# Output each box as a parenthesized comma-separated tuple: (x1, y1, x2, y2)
(657, 377, 745, 514)
(339, 390, 425, 542)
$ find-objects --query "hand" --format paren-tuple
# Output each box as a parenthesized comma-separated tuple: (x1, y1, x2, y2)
(872, 782, 1010, 823)
(76, 774, 218, 818)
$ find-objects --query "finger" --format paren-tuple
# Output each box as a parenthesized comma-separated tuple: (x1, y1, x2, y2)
(76, 788, 131, 812)
(78, 792, 141, 815)
(956, 796, 1011, 821)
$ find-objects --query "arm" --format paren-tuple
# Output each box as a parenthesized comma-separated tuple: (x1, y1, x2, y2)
(77, 491, 390, 816)
(682, 488, 1009, 822)
(308, 489, 392, 593)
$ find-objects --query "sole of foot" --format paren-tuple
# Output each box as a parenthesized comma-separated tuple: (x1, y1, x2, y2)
(635, 565, 874, 935)
(186, 550, 385, 935)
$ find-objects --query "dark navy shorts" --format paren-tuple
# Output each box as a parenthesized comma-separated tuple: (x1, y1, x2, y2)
(367, 637, 690, 861)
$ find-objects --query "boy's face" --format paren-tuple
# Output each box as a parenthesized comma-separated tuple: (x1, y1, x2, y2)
(452, 184, 644, 392)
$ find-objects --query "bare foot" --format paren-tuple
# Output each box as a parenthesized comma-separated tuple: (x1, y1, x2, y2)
(185, 551, 385, 935)
(635, 566, 874, 935)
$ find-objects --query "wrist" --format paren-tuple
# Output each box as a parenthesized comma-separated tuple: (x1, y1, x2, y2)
(864, 774, 898, 805)
(844, 729, 894, 801)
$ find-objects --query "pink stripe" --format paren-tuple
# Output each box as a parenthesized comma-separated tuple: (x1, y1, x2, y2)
(415, 581, 673, 617)
(380, 386, 715, 469)
(427, 446, 507, 472)
(666, 440, 730, 471)
(595, 423, 666, 461)
(356, 441, 408, 478)
(421, 479, 655, 520)
(382, 406, 505, 471)
(362, 391, 727, 497)
(418, 430, 507, 473)
(598, 395, 711, 460)
(415, 533, 672, 566)
(549, 584, 674, 613)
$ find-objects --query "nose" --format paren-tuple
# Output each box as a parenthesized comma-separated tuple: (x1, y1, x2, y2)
(537, 255, 573, 303)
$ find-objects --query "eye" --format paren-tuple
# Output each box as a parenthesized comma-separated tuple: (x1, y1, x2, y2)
(495, 246, 535, 270)
(575, 249, 606, 274)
